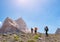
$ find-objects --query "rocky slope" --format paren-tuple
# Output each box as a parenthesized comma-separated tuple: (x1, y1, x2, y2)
(0, 33, 60, 42)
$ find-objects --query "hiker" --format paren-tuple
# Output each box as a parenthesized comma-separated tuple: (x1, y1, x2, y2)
(44, 26, 49, 36)
(34, 27, 38, 34)
(31, 28, 33, 33)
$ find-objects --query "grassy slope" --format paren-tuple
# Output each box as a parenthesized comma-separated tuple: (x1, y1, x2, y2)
(0, 33, 60, 42)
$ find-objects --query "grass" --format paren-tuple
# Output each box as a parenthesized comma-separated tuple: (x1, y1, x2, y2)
(0, 33, 60, 42)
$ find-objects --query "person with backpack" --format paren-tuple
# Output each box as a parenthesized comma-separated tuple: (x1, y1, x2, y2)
(31, 28, 33, 34)
(34, 27, 38, 34)
(44, 26, 49, 36)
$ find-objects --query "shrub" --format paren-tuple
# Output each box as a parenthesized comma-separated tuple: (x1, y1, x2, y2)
(33, 34, 39, 40)
(27, 39, 35, 42)
(14, 34, 19, 41)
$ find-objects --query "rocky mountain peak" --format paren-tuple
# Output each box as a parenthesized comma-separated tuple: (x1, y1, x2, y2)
(16, 18, 29, 33)
(3, 17, 18, 27)
(0, 17, 19, 33)
(16, 17, 25, 24)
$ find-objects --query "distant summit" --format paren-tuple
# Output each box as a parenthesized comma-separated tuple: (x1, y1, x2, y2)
(55, 28, 60, 34)
(0, 17, 29, 34)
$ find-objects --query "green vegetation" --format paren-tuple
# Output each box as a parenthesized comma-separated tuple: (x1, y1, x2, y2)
(13, 34, 19, 41)
(27, 39, 35, 42)
(33, 34, 40, 40)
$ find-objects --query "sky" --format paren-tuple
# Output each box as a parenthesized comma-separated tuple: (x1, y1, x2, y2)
(0, 0, 60, 34)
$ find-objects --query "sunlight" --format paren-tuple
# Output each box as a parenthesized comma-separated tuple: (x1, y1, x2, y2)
(12, 0, 50, 10)
(14, 0, 49, 7)
(17, 0, 29, 6)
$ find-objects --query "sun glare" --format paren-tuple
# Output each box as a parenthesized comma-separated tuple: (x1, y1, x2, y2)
(17, 0, 28, 5)
(20, 0, 25, 3)
(13, 0, 49, 9)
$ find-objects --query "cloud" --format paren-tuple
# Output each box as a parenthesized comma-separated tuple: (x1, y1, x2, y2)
(0, 21, 2, 27)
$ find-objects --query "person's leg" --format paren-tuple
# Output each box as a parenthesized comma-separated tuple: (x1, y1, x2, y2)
(32, 30, 33, 33)
(46, 31, 48, 36)
(46, 31, 47, 36)
(35, 30, 37, 34)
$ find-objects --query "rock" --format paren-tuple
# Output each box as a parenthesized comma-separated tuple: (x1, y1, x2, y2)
(38, 37, 43, 40)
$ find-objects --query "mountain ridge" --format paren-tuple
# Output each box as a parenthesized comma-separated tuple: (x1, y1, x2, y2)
(0, 17, 29, 34)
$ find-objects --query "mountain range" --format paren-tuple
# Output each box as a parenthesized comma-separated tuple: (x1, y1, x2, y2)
(0, 17, 29, 34)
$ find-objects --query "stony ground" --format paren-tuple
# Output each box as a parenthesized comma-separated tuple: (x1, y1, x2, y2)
(0, 33, 60, 42)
